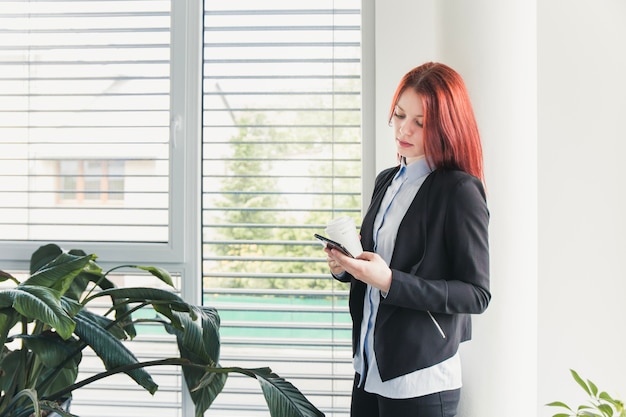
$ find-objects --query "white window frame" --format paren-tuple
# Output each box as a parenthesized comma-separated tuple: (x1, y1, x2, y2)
(0, 0, 375, 415)
(0, 1, 203, 272)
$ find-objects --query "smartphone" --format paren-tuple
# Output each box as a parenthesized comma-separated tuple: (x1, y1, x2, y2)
(314, 233, 354, 258)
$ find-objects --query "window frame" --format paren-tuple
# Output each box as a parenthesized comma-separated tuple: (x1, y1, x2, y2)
(0, 0, 375, 415)
(0, 0, 202, 270)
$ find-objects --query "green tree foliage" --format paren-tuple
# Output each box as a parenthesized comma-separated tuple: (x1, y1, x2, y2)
(201, 82, 358, 347)
(205, 97, 359, 292)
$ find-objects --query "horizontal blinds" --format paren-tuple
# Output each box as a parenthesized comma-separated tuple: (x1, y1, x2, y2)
(0, 0, 171, 243)
(202, 1, 360, 415)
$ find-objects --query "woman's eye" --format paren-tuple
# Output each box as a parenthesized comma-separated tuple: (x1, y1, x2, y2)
(393, 111, 405, 119)
(415, 119, 423, 128)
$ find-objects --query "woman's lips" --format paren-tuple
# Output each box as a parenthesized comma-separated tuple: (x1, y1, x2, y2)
(396, 138, 412, 148)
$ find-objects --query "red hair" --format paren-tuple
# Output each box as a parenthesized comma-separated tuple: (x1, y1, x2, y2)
(388, 62, 484, 182)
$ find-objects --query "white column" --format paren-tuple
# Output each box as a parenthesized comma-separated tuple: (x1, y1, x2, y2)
(437, 2, 538, 416)
(374, 1, 538, 416)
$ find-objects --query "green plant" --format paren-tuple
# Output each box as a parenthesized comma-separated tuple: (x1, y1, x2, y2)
(547, 369, 624, 417)
(0, 243, 324, 417)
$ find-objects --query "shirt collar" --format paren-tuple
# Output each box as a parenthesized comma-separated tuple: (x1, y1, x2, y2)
(399, 157, 433, 182)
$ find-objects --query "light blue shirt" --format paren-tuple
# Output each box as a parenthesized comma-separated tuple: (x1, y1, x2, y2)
(354, 157, 463, 399)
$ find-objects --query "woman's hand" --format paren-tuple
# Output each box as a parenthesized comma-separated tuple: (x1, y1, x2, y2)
(325, 247, 392, 293)
(326, 249, 346, 276)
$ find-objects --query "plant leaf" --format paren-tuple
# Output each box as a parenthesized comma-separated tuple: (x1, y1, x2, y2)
(84, 286, 188, 340)
(25, 250, 95, 297)
(254, 368, 325, 417)
(164, 306, 220, 366)
(0, 349, 28, 399)
(24, 331, 82, 369)
(164, 306, 224, 417)
(598, 403, 615, 417)
(60, 296, 85, 319)
(0, 308, 19, 347)
(80, 309, 128, 340)
(68, 249, 107, 293)
(30, 243, 64, 274)
(73, 312, 158, 394)
(547, 401, 572, 410)
(188, 369, 228, 417)
(86, 286, 187, 308)
(134, 265, 175, 288)
(37, 364, 80, 399)
(1, 286, 76, 339)
(0, 269, 19, 284)
(571, 369, 593, 396)
(4, 388, 41, 417)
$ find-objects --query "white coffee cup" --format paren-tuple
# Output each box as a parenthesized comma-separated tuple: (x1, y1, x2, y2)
(325, 216, 363, 257)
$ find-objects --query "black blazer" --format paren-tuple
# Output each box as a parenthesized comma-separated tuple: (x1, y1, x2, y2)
(335, 166, 491, 382)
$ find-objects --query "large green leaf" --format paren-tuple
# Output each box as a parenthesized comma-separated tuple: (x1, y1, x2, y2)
(73, 312, 158, 394)
(24, 331, 82, 370)
(0, 309, 19, 347)
(192, 372, 228, 417)
(78, 309, 127, 341)
(24, 250, 95, 297)
(0, 286, 75, 339)
(172, 306, 220, 365)
(75, 270, 140, 338)
(164, 307, 225, 417)
(30, 243, 64, 274)
(36, 363, 80, 399)
(85, 287, 194, 337)
(85, 286, 188, 310)
(0, 349, 27, 398)
(255, 368, 325, 417)
(59, 297, 84, 319)
(133, 265, 175, 288)
(64, 249, 109, 302)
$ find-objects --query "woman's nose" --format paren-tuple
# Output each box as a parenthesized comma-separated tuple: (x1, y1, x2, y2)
(399, 121, 412, 136)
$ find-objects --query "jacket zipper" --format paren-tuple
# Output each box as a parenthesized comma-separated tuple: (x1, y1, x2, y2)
(427, 311, 446, 338)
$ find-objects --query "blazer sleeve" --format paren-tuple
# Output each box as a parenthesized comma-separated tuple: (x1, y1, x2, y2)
(443, 175, 491, 313)
(384, 174, 491, 315)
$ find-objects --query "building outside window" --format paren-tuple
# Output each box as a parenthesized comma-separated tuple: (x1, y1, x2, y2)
(57, 160, 125, 203)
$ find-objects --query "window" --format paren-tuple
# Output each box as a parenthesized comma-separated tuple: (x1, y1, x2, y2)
(0, 0, 364, 415)
(201, 1, 360, 415)
(0, 1, 186, 415)
(57, 160, 125, 203)
(0, 0, 173, 249)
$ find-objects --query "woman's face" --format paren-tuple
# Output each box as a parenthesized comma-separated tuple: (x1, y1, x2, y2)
(392, 88, 425, 163)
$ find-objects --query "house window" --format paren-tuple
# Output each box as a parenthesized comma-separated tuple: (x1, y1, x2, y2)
(58, 160, 125, 203)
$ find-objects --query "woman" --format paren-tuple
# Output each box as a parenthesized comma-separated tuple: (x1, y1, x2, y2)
(325, 62, 491, 417)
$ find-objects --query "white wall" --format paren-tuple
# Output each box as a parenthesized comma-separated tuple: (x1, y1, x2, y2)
(373, 0, 438, 171)
(537, 0, 626, 414)
(372, 0, 626, 416)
